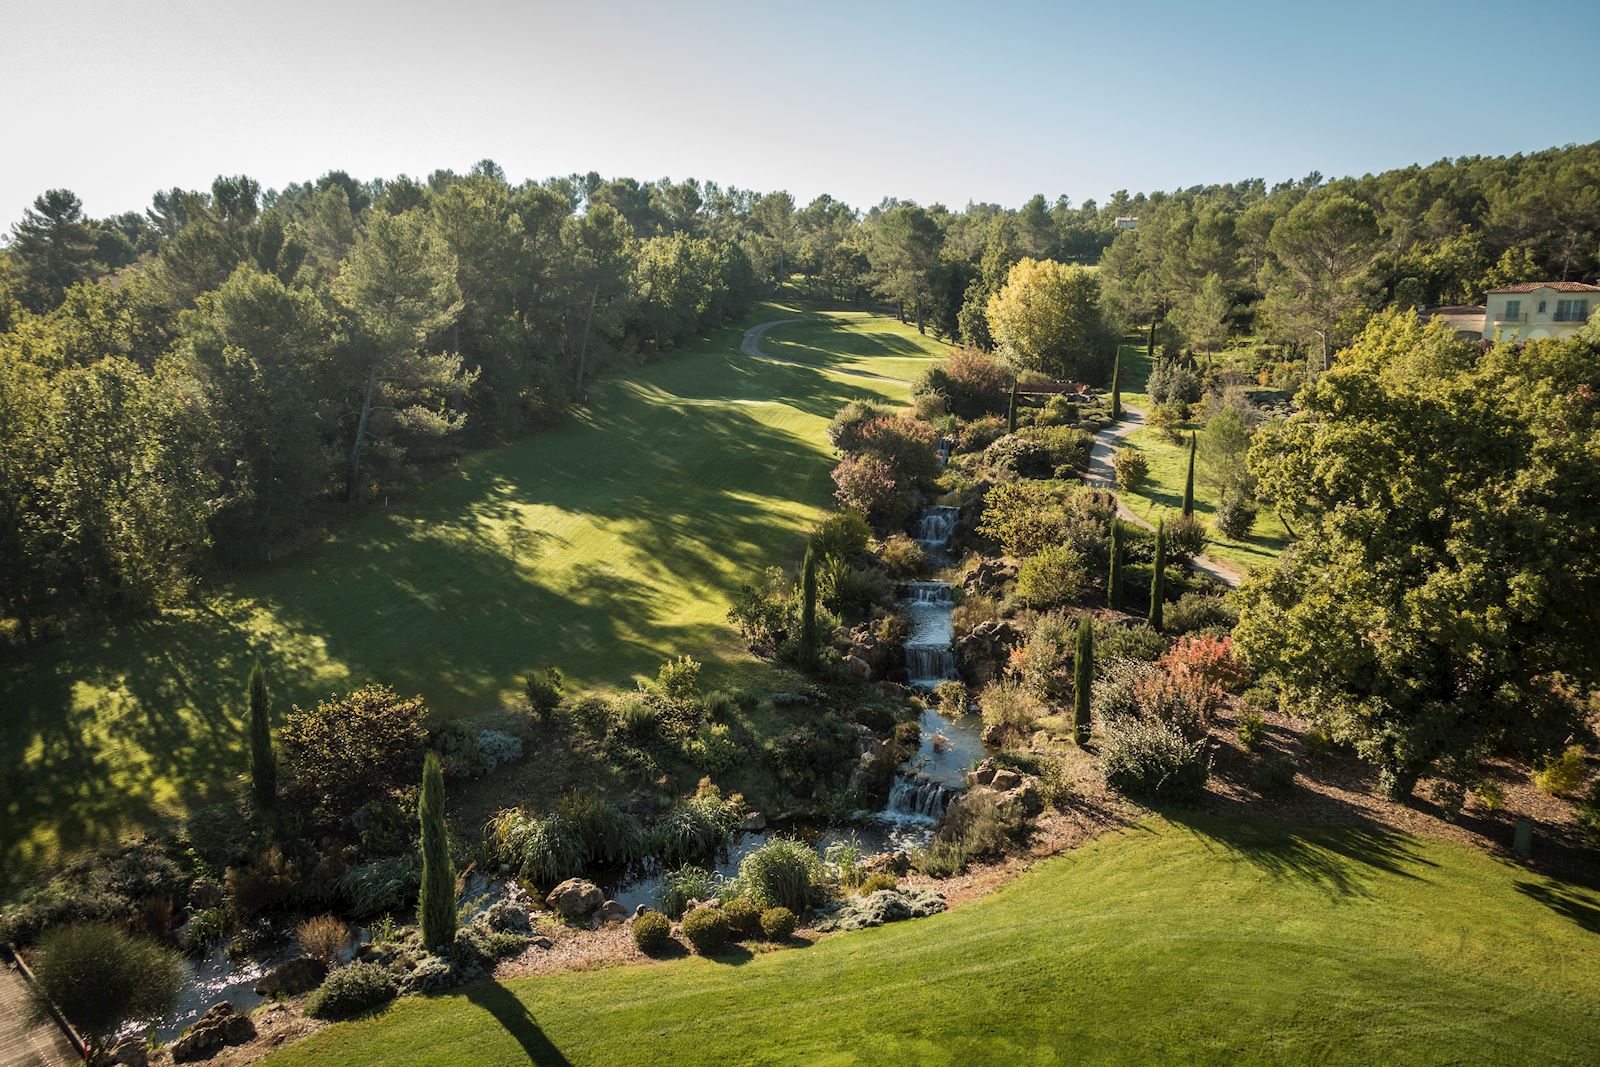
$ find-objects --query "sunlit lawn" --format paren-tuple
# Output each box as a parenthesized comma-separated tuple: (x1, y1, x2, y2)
(0, 303, 950, 880)
(266, 817, 1600, 1067)
(759, 309, 947, 382)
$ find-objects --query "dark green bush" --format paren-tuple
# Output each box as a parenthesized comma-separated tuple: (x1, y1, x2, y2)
(809, 508, 872, 560)
(1213, 494, 1258, 539)
(1164, 513, 1208, 563)
(523, 665, 564, 718)
(917, 792, 1025, 877)
(1164, 592, 1238, 635)
(30, 924, 182, 1040)
(1237, 709, 1267, 752)
(759, 906, 798, 941)
(304, 961, 397, 1020)
(1094, 622, 1168, 662)
(631, 910, 673, 954)
(981, 433, 1053, 478)
(681, 907, 732, 953)
(721, 897, 762, 939)
(334, 854, 422, 917)
(1254, 751, 1298, 794)
(278, 684, 428, 822)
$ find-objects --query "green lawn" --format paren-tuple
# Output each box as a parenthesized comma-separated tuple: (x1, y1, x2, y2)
(1119, 425, 1291, 573)
(759, 309, 943, 382)
(267, 817, 1600, 1066)
(0, 303, 950, 880)
(1114, 337, 1154, 408)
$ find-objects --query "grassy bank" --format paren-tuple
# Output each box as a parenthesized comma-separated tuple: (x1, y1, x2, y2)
(267, 817, 1600, 1066)
(0, 304, 949, 877)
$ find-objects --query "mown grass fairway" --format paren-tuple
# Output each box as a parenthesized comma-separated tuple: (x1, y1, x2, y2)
(0, 304, 948, 879)
(265, 818, 1600, 1067)
(1118, 424, 1291, 572)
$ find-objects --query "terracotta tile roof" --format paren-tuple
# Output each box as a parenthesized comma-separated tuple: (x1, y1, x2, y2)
(1423, 305, 1486, 314)
(1486, 281, 1600, 294)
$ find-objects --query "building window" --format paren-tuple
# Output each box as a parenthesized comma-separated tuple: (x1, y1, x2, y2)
(1556, 299, 1589, 322)
(1503, 299, 1521, 321)
(1538, 300, 1547, 314)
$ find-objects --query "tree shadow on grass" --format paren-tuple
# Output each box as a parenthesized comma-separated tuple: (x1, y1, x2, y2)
(1164, 809, 1437, 899)
(463, 980, 573, 1066)
(1515, 880, 1600, 934)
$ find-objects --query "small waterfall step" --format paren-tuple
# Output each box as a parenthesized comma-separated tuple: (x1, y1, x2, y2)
(885, 771, 957, 822)
(914, 506, 959, 549)
(905, 580, 953, 604)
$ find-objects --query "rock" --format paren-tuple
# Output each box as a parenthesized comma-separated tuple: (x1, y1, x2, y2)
(253, 955, 326, 997)
(531, 936, 553, 950)
(970, 758, 996, 786)
(991, 768, 1022, 791)
(110, 1037, 148, 1067)
(187, 878, 224, 909)
(171, 1002, 256, 1063)
(599, 900, 629, 923)
(846, 655, 873, 680)
(740, 811, 767, 832)
(484, 896, 534, 935)
(546, 878, 604, 920)
(633, 904, 650, 918)
(1012, 778, 1044, 816)
(862, 850, 911, 876)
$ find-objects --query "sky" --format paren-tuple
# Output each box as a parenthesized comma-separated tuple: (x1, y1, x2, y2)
(4, 0, 1599, 226)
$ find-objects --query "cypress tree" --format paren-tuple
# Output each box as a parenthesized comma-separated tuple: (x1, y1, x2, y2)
(1006, 384, 1018, 433)
(1107, 519, 1124, 609)
(799, 545, 818, 668)
(1149, 519, 1166, 631)
(1182, 432, 1197, 517)
(418, 751, 456, 950)
(247, 660, 276, 814)
(1110, 350, 1122, 421)
(1073, 617, 1094, 745)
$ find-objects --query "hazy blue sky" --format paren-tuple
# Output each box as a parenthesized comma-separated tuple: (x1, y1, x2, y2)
(4, 0, 1599, 225)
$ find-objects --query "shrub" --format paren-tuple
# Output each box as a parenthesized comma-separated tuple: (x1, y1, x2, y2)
(1159, 634, 1249, 690)
(1472, 780, 1506, 812)
(810, 509, 872, 560)
(1164, 592, 1237, 634)
(1577, 778, 1600, 844)
(826, 400, 889, 452)
(1135, 668, 1222, 737)
(912, 392, 948, 420)
(721, 896, 762, 939)
(1091, 658, 1152, 722)
(631, 910, 673, 954)
(1148, 359, 1201, 406)
(917, 792, 1024, 877)
(29, 924, 182, 1040)
(686, 722, 742, 774)
(917, 347, 1010, 419)
(681, 907, 732, 953)
(523, 666, 564, 718)
(978, 679, 1045, 743)
(1101, 717, 1212, 803)
(1253, 751, 1298, 793)
(278, 684, 429, 822)
(1237, 709, 1267, 752)
(739, 837, 822, 912)
(475, 729, 523, 773)
(1164, 513, 1208, 562)
(1213, 493, 1258, 539)
(1015, 543, 1087, 608)
(297, 914, 350, 966)
(1301, 725, 1340, 760)
(1111, 447, 1148, 492)
(655, 865, 722, 919)
(981, 433, 1053, 479)
(334, 854, 422, 917)
(1534, 745, 1588, 797)
(932, 680, 968, 716)
(1018, 425, 1093, 471)
(610, 693, 659, 739)
(483, 809, 584, 887)
(650, 786, 743, 866)
(858, 873, 899, 896)
(654, 655, 703, 704)
(727, 566, 795, 657)
(956, 415, 1008, 453)
(831, 454, 911, 528)
(951, 592, 999, 634)
(1095, 621, 1168, 662)
(759, 906, 798, 941)
(857, 416, 941, 482)
(880, 533, 927, 577)
(304, 960, 397, 1020)
(764, 720, 854, 796)
(1147, 403, 1189, 444)
(1037, 756, 1076, 809)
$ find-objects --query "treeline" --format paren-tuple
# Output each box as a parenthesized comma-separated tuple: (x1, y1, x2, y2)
(0, 163, 772, 638)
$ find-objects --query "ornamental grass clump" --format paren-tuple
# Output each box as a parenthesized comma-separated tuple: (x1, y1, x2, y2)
(739, 837, 822, 912)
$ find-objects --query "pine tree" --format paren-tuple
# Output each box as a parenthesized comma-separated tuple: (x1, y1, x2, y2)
(1149, 519, 1166, 631)
(1107, 519, 1124, 609)
(418, 752, 456, 950)
(1182, 432, 1197, 517)
(247, 661, 276, 814)
(1006, 384, 1018, 434)
(799, 546, 818, 668)
(1110, 350, 1122, 421)
(1073, 617, 1094, 745)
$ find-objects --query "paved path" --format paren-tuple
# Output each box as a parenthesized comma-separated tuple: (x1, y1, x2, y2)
(0, 958, 77, 1067)
(1085, 404, 1246, 589)
(739, 319, 913, 384)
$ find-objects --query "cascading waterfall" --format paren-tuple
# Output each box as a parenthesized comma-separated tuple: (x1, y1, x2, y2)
(885, 771, 956, 821)
(914, 506, 959, 551)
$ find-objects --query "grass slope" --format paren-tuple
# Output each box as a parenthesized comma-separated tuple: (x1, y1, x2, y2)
(267, 818, 1600, 1066)
(1118, 425, 1291, 573)
(0, 304, 948, 878)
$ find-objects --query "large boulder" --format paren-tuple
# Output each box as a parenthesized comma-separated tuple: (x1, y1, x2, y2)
(546, 878, 604, 920)
(599, 900, 629, 924)
(991, 768, 1022, 791)
(845, 655, 873, 681)
(253, 955, 326, 997)
(171, 1002, 256, 1063)
(109, 1037, 148, 1067)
